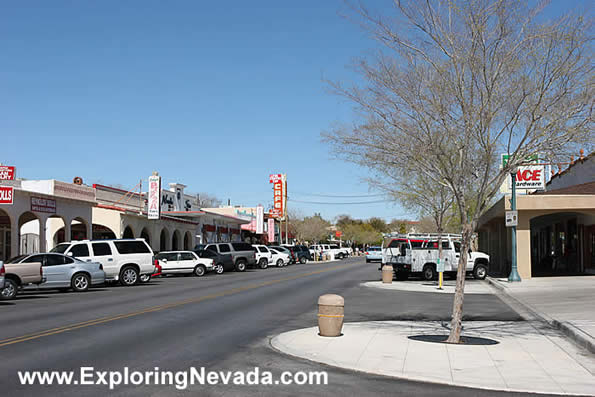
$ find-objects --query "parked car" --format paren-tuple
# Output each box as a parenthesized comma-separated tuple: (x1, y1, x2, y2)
(194, 249, 235, 274)
(284, 245, 311, 264)
(17, 253, 105, 292)
(155, 251, 213, 277)
(365, 246, 382, 263)
(329, 245, 350, 259)
(252, 245, 273, 269)
(269, 246, 294, 264)
(203, 242, 257, 271)
(1, 255, 45, 300)
(51, 239, 156, 286)
(268, 247, 291, 267)
(0, 261, 5, 290)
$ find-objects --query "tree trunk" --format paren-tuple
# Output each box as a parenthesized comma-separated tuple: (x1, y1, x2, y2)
(446, 223, 473, 344)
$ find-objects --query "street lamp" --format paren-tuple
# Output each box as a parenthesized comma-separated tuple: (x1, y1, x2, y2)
(508, 167, 522, 282)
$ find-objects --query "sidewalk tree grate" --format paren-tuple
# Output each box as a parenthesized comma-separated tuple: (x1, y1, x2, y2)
(408, 334, 499, 345)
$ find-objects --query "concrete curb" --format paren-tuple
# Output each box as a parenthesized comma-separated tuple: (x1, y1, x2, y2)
(486, 276, 595, 354)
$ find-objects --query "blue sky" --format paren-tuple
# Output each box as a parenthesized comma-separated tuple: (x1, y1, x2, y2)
(1, 1, 588, 222)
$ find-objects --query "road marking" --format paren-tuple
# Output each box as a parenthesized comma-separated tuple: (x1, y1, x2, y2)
(0, 261, 358, 348)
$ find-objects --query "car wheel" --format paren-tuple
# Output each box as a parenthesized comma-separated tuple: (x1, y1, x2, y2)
(235, 259, 247, 272)
(215, 264, 224, 274)
(120, 266, 139, 286)
(193, 265, 206, 277)
(366, 259, 370, 263)
(1, 279, 18, 300)
(473, 264, 488, 280)
(259, 259, 268, 269)
(299, 256, 307, 264)
(139, 274, 151, 283)
(423, 264, 437, 281)
(276, 259, 284, 267)
(71, 273, 90, 292)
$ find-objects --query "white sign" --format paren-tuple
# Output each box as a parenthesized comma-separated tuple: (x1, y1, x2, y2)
(436, 259, 445, 273)
(256, 205, 264, 234)
(148, 175, 161, 220)
(506, 211, 518, 227)
(513, 166, 546, 190)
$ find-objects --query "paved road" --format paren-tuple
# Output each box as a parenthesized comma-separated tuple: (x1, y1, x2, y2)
(0, 257, 540, 396)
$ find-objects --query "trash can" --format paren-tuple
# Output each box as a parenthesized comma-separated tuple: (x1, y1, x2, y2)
(318, 294, 344, 337)
(382, 264, 394, 284)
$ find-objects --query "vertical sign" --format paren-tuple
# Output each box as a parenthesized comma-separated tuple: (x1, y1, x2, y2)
(148, 175, 161, 219)
(256, 205, 264, 234)
(0, 186, 13, 204)
(269, 173, 285, 218)
(0, 166, 16, 180)
(268, 218, 275, 242)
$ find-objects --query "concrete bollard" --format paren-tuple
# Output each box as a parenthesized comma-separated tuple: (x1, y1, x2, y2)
(318, 294, 344, 337)
(382, 264, 394, 284)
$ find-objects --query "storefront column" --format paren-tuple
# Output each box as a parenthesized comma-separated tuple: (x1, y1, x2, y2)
(517, 212, 532, 279)
(64, 219, 71, 243)
(85, 220, 92, 240)
(38, 215, 47, 253)
(10, 217, 18, 257)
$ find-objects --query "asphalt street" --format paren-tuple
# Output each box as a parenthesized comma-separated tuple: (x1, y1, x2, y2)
(0, 256, 545, 396)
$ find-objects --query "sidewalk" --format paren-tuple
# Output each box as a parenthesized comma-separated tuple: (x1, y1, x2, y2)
(362, 280, 493, 294)
(272, 320, 595, 395)
(487, 276, 595, 353)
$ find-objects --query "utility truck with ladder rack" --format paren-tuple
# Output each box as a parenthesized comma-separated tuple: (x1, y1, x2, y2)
(381, 233, 490, 281)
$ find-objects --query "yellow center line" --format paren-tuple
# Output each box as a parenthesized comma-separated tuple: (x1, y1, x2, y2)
(0, 262, 357, 348)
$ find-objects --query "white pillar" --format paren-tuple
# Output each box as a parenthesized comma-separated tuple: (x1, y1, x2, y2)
(10, 217, 18, 257)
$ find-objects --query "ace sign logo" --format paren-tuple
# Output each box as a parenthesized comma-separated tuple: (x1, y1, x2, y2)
(500, 154, 546, 191)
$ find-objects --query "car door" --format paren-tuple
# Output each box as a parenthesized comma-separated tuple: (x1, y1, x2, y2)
(20, 254, 45, 284)
(178, 252, 196, 272)
(68, 242, 91, 262)
(42, 254, 72, 288)
(91, 242, 115, 276)
(269, 248, 279, 263)
(159, 253, 180, 273)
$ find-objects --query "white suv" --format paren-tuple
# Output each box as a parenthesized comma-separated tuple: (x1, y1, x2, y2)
(252, 245, 273, 269)
(51, 239, 155, 286)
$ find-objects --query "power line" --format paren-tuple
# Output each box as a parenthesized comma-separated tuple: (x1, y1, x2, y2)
(287, 198, 391, 205)
(289, 191, 386, 198)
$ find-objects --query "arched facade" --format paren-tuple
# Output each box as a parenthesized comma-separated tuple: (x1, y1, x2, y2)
(160, 228, 170, 252)
(140, 227, 151, 245)
(172, 230, 181, 251)
(122, 225, 134, 239)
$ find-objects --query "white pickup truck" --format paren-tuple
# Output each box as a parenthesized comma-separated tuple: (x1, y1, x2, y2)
(381, 233, 489, 281)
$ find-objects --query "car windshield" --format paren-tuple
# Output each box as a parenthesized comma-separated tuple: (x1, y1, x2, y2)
(50, 243, 70, 254)
(6, 255, 27, 263)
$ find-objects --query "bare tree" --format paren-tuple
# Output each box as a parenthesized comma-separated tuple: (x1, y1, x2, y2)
(194, 193, 222, 208)
(325, 0, 593, 343)
(293, 214, 331, 243)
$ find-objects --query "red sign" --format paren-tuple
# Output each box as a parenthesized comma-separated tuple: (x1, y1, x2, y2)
(0, 166, 15, 180)
(269, 174, 286, 218)
(31, 196, 56, 213)
(0, 186, 14, 204)
(335, 231, 342, 238)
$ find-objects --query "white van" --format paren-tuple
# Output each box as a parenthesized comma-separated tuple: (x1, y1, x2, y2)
(51, 239, 156, 286)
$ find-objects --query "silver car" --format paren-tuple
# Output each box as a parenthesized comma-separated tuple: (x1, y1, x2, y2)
(16, 253, 105, 292)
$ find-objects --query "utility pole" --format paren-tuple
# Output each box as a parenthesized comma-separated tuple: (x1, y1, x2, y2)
(508, 169, 522, 282)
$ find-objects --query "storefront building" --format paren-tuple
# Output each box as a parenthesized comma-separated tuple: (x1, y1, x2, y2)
(0, 179, 95, 261)
(93, 182, 248, 251)
(478, 152, 595, 278)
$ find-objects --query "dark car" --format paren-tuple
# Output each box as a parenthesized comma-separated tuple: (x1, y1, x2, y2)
(194, 249, 235, 274)
(283, 245, 311, 264)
